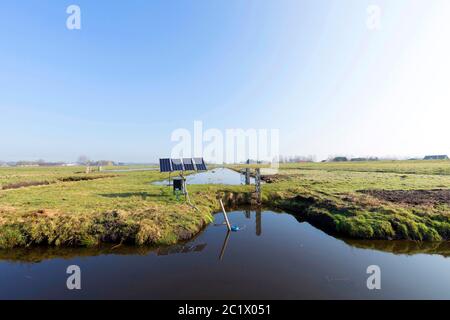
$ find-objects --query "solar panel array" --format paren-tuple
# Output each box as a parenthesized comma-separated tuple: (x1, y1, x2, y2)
(159, 158, 207, 172)
(159, 158, 172, 173)
(182, 158, 195, 171)
(171, 158, 184, 171)
(193, 158, 207, 171)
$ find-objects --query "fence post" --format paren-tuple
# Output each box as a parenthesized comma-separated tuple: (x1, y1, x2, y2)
(255, 168, 262, 203)
(245, 168, 251, 185)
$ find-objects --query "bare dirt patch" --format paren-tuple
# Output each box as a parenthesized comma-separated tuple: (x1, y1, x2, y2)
(261, 174, 286, 183)
(1, 180, 51, 190)
(27, 209, 62, 218)
(1, 175, 117, 190)
(360, 189, 450, 206)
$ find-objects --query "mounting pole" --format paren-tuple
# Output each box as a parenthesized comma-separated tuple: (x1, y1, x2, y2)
(255, 168, 262, 203)
(219, 199, 232, 231)
(245, 168, 251, 185)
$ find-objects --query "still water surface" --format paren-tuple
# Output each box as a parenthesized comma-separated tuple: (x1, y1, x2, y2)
(1, 209, 450, 299)
(153, 167, 255, 186)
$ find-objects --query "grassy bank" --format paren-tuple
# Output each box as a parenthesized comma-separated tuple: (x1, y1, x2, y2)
(259, 162, 450, 241)
(0, 161, 449, 248)
(0, 166, 248, 248)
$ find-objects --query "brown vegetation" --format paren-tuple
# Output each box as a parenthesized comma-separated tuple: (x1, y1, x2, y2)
(360, 189, 450, 206)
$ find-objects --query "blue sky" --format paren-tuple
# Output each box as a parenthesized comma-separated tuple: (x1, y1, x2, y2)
(1, 0, 449, 162)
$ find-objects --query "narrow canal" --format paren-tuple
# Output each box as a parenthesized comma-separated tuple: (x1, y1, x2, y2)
(1, 209, 450, 299)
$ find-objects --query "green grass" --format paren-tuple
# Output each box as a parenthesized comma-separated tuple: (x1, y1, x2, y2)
(258, 161, 450, 241)
(280, 160, 450, 175)
(0, 166, 245, 248)
(0, 160, 449, 248)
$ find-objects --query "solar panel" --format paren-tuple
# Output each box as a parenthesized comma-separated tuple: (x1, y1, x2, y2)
(193, 158, 207, 171)
(159, 158, 207, 172)
(159, 158, 172, 172)
(182, 158, 195, 171)
(171, 158, 184, 171)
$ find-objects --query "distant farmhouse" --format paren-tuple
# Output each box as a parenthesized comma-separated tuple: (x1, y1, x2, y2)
(424, 155, 449, 160)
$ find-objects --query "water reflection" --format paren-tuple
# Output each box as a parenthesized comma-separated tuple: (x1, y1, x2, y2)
(2, 210, 450, 264)
(343, 239, 450, 257)
(156, 243, 207, 256)
(219, 231, 231, 261)
(152, 168, 255, 186)
(0, 242, 207, 264)
(256, 209, 262, 236)
(242, 209, 262, 236)
(218, 208, 263, 259)
(3, 210, 450, 299)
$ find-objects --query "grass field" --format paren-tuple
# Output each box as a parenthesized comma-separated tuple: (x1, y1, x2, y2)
(258, 161, 450, 242)
(0, 166, 246, 248)
(0, 160, 449, 248)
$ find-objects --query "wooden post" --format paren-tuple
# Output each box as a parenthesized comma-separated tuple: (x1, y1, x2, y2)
(245, 168, 250, 185)
(219, 199, 232, 231)
(255, 168, 262, 203)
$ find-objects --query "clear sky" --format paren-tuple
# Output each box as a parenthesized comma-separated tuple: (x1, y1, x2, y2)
(1, 0, 449, 162)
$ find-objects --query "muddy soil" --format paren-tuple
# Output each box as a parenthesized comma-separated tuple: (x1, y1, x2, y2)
(261, 174, 285, 183)
(361, 189, 450, 206)
(1, 175, 116, 190)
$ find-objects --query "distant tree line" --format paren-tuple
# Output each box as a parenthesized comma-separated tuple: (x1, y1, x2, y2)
(279, 155, 316, 163)
(326, 156, 380, 162)
(1, 157, 117, 167)
(77, 156, 115, 166)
